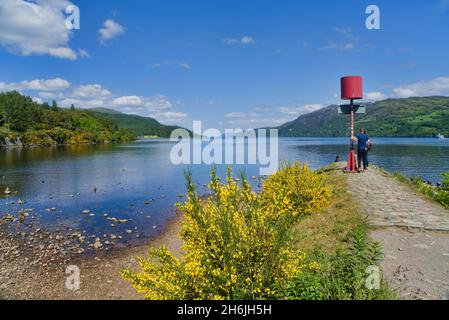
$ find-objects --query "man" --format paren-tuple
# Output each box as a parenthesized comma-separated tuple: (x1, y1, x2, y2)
(353, 128, 371, 171)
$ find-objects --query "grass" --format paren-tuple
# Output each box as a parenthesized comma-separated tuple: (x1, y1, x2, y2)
(392, 172, 449, 209)
(286, 165, 396, 300)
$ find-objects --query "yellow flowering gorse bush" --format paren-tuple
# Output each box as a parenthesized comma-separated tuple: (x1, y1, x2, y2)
(121, 161, 331, 300)
(262, 161, 331, 219)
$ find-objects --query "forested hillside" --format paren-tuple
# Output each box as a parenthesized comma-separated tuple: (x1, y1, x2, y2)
(278, 96, 449, 137)
(0, 91, 134, 147)
(89, 108, 182, 138)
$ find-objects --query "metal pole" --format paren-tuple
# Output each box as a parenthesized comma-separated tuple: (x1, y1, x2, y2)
(350, 99, 354, 151)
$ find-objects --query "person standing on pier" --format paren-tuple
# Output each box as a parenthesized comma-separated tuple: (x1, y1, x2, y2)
(353, 128, 371, 172)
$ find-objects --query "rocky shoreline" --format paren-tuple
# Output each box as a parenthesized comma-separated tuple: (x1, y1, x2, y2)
(0, 136, 24, 149)
(0, 207, 183, 300)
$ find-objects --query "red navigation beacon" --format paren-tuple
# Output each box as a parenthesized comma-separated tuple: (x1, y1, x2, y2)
(340, 76, 363, 173)
(341, 76, 363, 100)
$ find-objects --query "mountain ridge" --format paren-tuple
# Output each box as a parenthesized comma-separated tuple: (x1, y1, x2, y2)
(277, 96, 449, 137)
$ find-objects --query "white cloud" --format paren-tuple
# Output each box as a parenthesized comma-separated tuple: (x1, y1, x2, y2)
(392, 77, 449, 98)
(112, 95, 174, 114)
(222, 103, 325, 129)
(99, 19, 125, 44)
(318, 27, 357, 51)
(144, 95, 173, 110)
(32, 97, 43, 104)
(0, 78, 71, 92)
(365, 91, 388, 101)
(0, 0, 84, 60)
(178, 62, 191, 70)
(156, 112, 188, 120)
(60, 98, 105, 109)
(38, 91, 64, 99)
(72, 84, 111, 98)
(222, 36, 255, 45)
(78, 49, 90, 58)
(113, 95, 144, 106)
(278, 104, 324, 116)
(241, 36, 255, 45)
(22, 78, 71, 91)
(225, 112, 247, 118)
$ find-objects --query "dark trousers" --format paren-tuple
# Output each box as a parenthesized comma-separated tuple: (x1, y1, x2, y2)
(357, 149, 369, 170)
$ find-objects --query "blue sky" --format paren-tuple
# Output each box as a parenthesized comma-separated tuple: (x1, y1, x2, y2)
(1, 0, 449, 130)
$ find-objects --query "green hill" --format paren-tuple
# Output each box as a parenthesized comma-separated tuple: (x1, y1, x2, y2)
(278, 96, 449, 137)
(88, 108, 182, 138)
(0, 91, 134, 147)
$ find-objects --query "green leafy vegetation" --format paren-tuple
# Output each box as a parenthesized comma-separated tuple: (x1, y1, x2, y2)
(122, 163, 394, 300)
(0, 91, 134, 147)
(122, 162, 331, 300)
(286, 166, 395, 300)
(393, 172, 449, 209)
(278, 96, 449, 137)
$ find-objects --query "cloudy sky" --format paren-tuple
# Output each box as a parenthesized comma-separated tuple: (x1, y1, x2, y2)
(1, 0, 449, 129)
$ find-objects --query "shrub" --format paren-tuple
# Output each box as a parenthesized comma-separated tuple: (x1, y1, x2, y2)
(262, 161, 331, 220)
(122, 162, 331, 300)
(286, 229, 390, 300)
(21, 130, 56, 146)
(437, 173, 449, 208)
(394, 172, 449, 209)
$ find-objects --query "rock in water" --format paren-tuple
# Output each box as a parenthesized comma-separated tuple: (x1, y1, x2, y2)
(4, 187, 11, 195)
(93, 238, 102, 249)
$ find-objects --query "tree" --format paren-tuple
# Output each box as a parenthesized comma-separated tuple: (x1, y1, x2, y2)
(51, 100, 58, 111)
(70, 104, 75, 111)
(0, 102, 8, 129)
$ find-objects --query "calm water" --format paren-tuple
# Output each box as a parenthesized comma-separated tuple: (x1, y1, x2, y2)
(1, 137, 448, 244)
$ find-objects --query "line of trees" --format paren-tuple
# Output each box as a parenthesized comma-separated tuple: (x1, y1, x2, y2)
(0, 91, 135, 147)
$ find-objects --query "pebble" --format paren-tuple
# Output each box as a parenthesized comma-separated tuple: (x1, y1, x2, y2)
(93, 238, 102, 249)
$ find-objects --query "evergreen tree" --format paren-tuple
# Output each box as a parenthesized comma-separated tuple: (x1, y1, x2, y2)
(51, 100, 58, 111)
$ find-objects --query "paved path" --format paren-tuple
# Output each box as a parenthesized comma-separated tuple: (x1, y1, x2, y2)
(347, 166, 449, 300)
